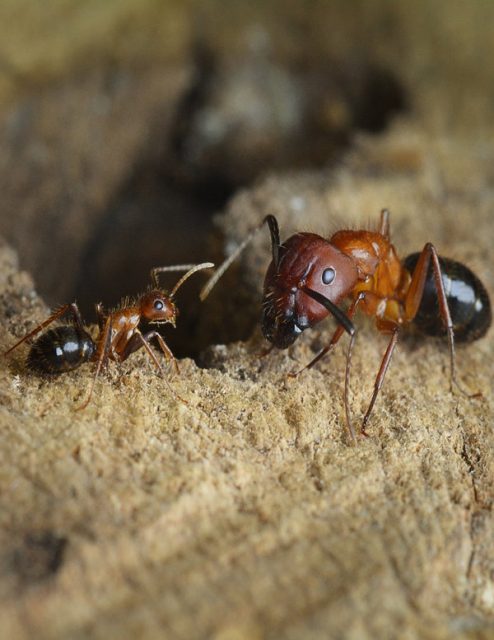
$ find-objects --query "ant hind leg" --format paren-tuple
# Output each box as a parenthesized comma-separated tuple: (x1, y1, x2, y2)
(4, 303, 85, 356)
(404, 243, 479, 398)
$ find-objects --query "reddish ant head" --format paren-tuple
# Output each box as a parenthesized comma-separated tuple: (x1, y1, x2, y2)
(262, 233, 358, 348)
(143, 262, 214, 328)
(140, 290, 177, 326)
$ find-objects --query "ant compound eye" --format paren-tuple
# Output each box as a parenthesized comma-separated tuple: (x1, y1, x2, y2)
(153, 299, 164, 311)
(322, 267, 336, 285)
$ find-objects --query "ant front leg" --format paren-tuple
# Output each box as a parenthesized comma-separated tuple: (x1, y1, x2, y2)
(141, 330, 180, 375)
(4, 303, 85, 356)
(288, 293, 363, 378)
(405, 242, 477, 398)
(120, 330, 179, 375)
(132, 330, 187, 405)
(298, 288, 363, 444)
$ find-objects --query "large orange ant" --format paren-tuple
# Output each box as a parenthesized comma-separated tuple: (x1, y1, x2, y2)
(201, 210, 491, 443)
(5, 263, 214, 409)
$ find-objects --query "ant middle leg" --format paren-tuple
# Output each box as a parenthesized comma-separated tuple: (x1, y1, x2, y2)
(76, 314, 113, 410)
(360, 322, 400, 437)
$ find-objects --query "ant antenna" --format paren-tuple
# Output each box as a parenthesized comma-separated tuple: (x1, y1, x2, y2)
(200, 214, 281, 301)
(301, 287, 356, 337)
(170, 263, 214, 298)
(150, 263, 214, 293)
(266, 215, 281, 267)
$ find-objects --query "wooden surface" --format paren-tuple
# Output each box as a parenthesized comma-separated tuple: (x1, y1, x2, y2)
(0, 2, 494, 638)
(1, 125, 493, 638)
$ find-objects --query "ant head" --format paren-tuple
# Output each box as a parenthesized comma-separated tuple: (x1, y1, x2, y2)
(140, 290, 177, 326)
(140, 263, 214, 327)
(262, 233, 358, 348)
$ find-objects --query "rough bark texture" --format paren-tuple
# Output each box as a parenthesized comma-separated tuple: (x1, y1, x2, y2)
(0, 2, 493, 639)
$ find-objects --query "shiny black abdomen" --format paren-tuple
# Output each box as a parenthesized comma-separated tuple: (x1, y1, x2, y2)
(27, 326, 96, 373)
(403, 253, 491, 342)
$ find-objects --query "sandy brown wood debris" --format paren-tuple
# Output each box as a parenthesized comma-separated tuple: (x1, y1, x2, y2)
(0, 124, 493, 639)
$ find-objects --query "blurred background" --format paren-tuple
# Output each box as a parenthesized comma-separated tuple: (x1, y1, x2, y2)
(0, 0, 493, 355)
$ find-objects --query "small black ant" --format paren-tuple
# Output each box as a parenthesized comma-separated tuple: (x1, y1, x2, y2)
(5, 263, 214, 409)
(201, 210, 491, 442)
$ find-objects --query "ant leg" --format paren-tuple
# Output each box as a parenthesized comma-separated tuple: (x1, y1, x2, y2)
(288, 294, 363, 378)
(379, 208, 390, 239)
(76, 314, 113, 410)
(257, 343, 275, 359)
(142, 331, 180, 375)
(340, 292, 367, 444)
(200, 215, 280, 301)
(4, 303, 84, 356)
(133, 330, 188, 405)
(296, 290, 363, 444)
(405, 243, 476, 397)
(287, 326, 341, 379)
(70, 304, 85, 331)
(289, 321, 357, 442)
(95, 303, 106, 332)
(118, 330, 179, 375)
(288, 324, 345, 378)
(361, 325, 400, 437)
(343, 330, 357, 444)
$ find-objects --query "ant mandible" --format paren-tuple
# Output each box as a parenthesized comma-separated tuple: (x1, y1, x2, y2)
(4, 263, 214, 409)
(200, 210, 491, 443)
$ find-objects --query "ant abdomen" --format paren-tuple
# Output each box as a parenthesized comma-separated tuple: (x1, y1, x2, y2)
(27, 326, 96, 374)
(403, 253, 492, 342)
